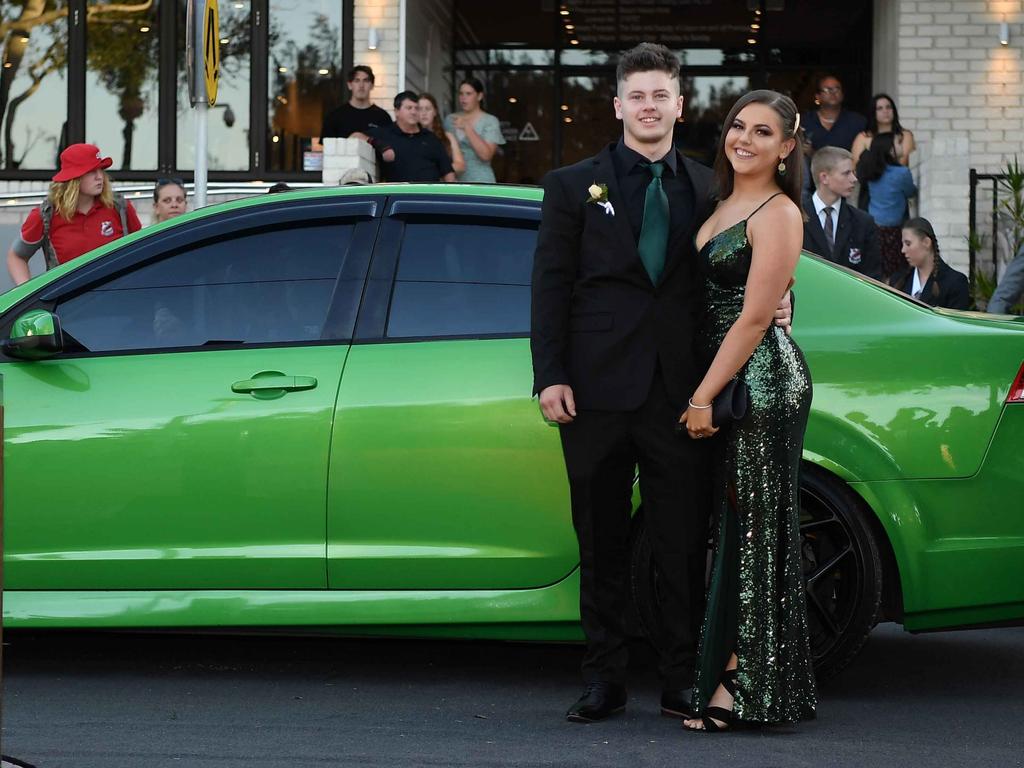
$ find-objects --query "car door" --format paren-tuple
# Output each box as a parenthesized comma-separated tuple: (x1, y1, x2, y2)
(327, 196, 578, 590)
(1, 198, 381, 590)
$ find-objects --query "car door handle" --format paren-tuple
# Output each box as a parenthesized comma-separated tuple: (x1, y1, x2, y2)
(231, 371, 318, 396)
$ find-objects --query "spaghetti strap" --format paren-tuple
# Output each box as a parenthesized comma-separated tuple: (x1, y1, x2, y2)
(747, 192, 785, 221)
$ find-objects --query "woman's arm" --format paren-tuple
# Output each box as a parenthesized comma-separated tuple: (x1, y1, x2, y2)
(898, 129, 916, 165)
(851, 132, 870, 168)
(463, 117, 498, 163)
(682, 199, 803, 435)
(446, 131, 466, 174)
(7, 247, 31, 285)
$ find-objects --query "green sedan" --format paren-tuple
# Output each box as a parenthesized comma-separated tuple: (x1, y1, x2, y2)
(1, 184, 1022, 678)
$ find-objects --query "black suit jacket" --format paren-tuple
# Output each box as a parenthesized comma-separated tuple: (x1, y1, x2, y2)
(530, 143, 715, 411)
(802, 199, 882, 280)
(891, 261, 971, 310)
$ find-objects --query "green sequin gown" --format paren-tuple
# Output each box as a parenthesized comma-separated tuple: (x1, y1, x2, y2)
(692, 208, 817, 725)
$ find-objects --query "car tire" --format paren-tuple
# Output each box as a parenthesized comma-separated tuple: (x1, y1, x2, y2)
(629, 462, 883, 682)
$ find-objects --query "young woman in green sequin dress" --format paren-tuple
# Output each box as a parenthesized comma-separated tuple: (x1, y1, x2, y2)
(680, 90, 817, 731)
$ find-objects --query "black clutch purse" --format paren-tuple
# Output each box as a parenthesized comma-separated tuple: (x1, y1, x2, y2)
(675, 377, 750, 435)
(711, 378, 750, 426)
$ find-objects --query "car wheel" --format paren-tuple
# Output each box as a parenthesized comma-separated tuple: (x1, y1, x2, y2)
(629, 463, 883, 681)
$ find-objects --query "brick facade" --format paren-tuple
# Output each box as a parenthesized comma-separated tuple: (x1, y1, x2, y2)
(878, 0, 1024, 273)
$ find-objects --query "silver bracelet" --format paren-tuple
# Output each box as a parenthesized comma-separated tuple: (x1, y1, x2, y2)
(688, 397, 712, 410)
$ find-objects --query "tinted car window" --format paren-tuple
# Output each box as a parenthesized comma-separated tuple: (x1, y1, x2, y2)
(55, 224, 354, 352)
(386, 221, 536, 338)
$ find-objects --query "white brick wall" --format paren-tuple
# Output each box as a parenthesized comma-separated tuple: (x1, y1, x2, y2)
(355, 0, 404, 113)
(890, 0, 1024, 273)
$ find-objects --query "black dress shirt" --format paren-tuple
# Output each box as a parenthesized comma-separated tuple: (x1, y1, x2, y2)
(375, 124, 454, 182)
(611, 138, 695, 248)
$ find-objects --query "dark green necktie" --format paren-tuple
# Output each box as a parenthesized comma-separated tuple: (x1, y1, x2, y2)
(637, 161, 669, 285)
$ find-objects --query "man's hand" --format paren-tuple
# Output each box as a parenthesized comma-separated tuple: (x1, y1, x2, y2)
(773, 286, 794, 336)
(539, 384, 576, 424)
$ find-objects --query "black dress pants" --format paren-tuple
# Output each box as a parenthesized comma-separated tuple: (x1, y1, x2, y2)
(558, 371, 710, 689)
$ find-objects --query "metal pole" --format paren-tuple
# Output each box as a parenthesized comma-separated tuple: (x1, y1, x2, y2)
(194, 0, 209, 209)
(969, 168, 977, 291)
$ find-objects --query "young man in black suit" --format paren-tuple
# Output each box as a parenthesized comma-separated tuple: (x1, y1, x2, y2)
(803, 145, 882, 279)
(530, 43, 790, 723)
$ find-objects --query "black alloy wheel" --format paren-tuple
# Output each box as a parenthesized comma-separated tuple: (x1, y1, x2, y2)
(630, 463, 883, 681)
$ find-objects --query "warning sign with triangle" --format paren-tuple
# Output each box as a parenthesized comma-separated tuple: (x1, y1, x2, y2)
(518, 122, 540, 141)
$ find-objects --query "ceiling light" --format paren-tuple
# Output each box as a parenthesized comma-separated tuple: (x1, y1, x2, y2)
(234, 2, 244, 7)
(563, 117, 573, 123)
(19, 36, 30, 43)
(750, 23, 760, 30)
(139, 26, 151, 32)
(560, 104, 569, 111)
(565, 24, 575, 30)
(560, 9, 570, 15)
(278, 66, 288, 73)
(747, 37, 757, 44)
(570, 39, 579, 45)
(508, 97, 518, 103)
(272, 135, 280, 143)
(319, 68, 330, 75)
(220, 37, 230, 43)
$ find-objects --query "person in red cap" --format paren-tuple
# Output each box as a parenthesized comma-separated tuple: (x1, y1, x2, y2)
(6, 143, 142, 286)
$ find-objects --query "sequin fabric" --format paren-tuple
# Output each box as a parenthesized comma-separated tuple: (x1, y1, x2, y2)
(691, 215, 817, 725)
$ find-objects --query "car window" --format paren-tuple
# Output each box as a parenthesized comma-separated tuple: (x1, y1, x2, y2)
(55, 223, 356, 352)
(386, 221, 536, 338)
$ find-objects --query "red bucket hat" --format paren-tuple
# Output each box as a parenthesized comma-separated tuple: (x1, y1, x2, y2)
(52, 143, 113, 182)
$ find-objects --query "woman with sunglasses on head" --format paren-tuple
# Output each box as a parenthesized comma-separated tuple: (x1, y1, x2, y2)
(152, 178, 189, 224)
(7, 143, 142, 286)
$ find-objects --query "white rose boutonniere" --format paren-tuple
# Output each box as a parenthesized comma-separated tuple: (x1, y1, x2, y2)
(586, 182, 615, 216)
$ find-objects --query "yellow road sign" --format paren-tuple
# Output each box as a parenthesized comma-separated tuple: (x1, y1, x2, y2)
(203, 0, 220, 106)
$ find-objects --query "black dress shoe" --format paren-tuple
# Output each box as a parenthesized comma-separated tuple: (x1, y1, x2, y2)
(565, 682, 627, 722)
(660, 687, 696, 718)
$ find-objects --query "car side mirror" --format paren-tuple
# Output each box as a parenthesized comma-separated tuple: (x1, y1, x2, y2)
(3, 309, 64, 360)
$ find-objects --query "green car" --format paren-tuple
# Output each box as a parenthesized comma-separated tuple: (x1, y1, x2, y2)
(1, 185, 1022, 679)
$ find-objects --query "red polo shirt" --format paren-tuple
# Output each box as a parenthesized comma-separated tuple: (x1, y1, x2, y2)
(19, 199, 142, 265)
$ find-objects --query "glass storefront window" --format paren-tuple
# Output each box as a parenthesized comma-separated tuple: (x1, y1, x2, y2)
(266, 0, 343, 173)
(85, 0, 160, 170)
(177, 0, 251, 171)
(560, 73, 619, 167)
(677, 74, 751, 166)
(1, 1, 69, 171)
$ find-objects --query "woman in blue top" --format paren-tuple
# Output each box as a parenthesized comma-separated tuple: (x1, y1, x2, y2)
(859, 133, 917, 280)
(444, 78, 506, 183)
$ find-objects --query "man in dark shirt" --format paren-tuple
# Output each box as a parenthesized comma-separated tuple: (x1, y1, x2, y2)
(800, 74, 866, 152)
(320, 65, 393, 139)
(375, 91, 455, 182)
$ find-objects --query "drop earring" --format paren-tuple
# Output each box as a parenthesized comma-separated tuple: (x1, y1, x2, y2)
(778, 158, 787, 175)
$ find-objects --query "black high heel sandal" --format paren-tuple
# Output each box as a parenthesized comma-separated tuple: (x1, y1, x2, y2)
(687, 668, 738, 733)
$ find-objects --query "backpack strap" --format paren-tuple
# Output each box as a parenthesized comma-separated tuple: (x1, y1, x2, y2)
(39, 199, 61, 271)
(113, 193, 129, 237)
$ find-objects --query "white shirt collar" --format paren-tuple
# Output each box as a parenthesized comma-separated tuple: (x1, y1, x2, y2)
(812, 191, 842, 220)
(912, 269, 925, 298)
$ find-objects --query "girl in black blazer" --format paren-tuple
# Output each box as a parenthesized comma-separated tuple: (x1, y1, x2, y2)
(889, 217, 970, 310)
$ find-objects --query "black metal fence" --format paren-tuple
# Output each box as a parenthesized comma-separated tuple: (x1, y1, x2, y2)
(968, 168, 1007, 287)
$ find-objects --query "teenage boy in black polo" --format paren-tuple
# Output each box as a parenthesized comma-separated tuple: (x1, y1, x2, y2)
(376, 91, 455, 182)
(321, 65, 393, 140)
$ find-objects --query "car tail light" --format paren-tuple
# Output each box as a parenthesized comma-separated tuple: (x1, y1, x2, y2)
(1009, 362, 1024, 403)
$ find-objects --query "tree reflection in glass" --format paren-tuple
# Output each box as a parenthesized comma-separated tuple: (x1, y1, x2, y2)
(267, 1, 343, 173)
(0, 1, 69, 170)
(85, 0, 160, 170)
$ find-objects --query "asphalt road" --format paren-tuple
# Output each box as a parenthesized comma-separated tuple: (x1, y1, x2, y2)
(1, 623, 1022, 767)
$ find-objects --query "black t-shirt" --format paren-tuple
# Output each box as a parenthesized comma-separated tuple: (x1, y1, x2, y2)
(376, 124, 454, 182)
(321, 103, 393, 138)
